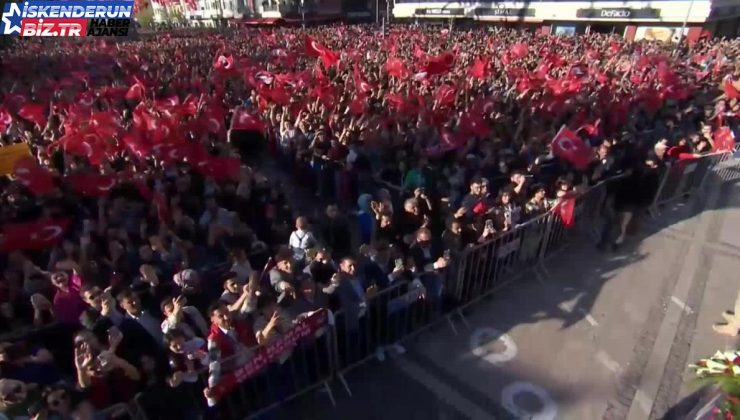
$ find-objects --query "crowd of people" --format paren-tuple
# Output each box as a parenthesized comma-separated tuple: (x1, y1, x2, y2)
(0, 23, 738, 419)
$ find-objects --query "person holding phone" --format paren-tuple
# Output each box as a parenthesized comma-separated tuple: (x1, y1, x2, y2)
(472, 217, 496, 244)
(72, 330, 141, 409)
(409, 228, 447, 304)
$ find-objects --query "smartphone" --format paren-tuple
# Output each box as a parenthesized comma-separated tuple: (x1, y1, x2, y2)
(394, 258, 403, 270)
(485, 219, 494, 231)
(443, 249, 451, 259)
(97, 351, 112, 367)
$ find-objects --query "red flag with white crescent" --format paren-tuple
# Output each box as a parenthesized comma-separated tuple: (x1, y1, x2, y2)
(349, 95, 367, 116)
(468, 57, 489, 80)
(17, 103, 47, 128)
(194, 155, 241, 182)
(713, 127, 735, 152)
(550, 125, 593, 170)
(0, 107, 12, 132)
(66, 173, 118, 197)
(353, 64, 373, 95)
(12, 157, 56, 196)
(0, 218, 70, 253)
(459, 111, 490, 138)
(423, 52, 454, 76)
(304, 36, 325, 57)
(722, 77, 740, 99)
(510, 43, 529, 59)
(213, 52, 234, 70)
(125, 80, 146, 102)
(434, 84, 456, 108)
(553, 194, 576, 229)
(231, 108, 265, 133)
(384, 58, 408, 79)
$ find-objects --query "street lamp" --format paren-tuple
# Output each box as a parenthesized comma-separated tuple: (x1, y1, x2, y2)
(301, 0, 305, 29)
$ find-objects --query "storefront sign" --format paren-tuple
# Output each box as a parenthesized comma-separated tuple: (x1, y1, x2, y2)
(415, 8, 464, 16)
(474, 7, 534, 17)
(576, 8, 660, 19)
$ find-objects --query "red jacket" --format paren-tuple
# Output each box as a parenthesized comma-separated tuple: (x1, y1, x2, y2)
(207, 319, 257, 360)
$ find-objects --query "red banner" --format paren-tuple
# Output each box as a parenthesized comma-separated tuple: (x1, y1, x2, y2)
(206, 310, 329, 404)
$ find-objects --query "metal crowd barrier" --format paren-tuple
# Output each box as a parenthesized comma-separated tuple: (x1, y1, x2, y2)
(711, 144, 740, 184)
(129, 149, 738, 419)
(97, 402, 137, 419)
(649, 152, 730, 216)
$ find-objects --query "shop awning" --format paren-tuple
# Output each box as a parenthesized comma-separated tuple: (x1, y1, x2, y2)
(240, 17, 284, 25)
(283, 14, 342, 24)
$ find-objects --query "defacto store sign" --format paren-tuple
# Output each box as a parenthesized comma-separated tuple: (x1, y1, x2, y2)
(576, 8, 661, 20)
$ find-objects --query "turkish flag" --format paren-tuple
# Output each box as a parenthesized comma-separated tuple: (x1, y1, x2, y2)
(61, 132, 107, 166)
(125, 80, 146, 102)
(349, 95, 367, 116)
(153, 95, 180, 110)
(424, 52, 454, 76)
(353, 65, 373, 95)
(121, 133, 151, 162)
(305, 36, 326, 57)
(213, 52, 234, 70)
(261, 85, 290, 106)
(254, 71, 275, 86)
(0, 218, 70, 253)
(553, 195, 576, 229)
(385, 58, 408, 79)
(194, 155, 241, 182)
(427, 130, 466, 156)
(413, 44, 427, 60)
(510, 43, 529, 59)
(468, 57, 489, 80)
(0, 107, 12, 132)
(550, 125, 593, 170)
(66, 173, 118, 197)
(231, 108, 265, 133)
(576, 119, 601, 137)
(319, 49, 340, 68)
(434, 84, 456, 108)
(304, 36, 339, 67)
(13, 157, 56, 196)
(713, 127, 735, 152)
(17, 103, 47, 128)
(313, 84, 336, 109)
(152, 142, 194, 165)
(722, 77, 740, 99)
(76, 91, 95, 110)
(459, 112, 490, 138)
(201, 106, 226, 135)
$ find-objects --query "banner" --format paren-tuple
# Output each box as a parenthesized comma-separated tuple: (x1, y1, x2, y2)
(0, 143, 32, 175)
(206, 309, 328, 404)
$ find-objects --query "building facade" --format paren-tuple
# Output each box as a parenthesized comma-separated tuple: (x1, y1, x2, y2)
(392, 0, 739, 41)
(151, 0, 342, 26)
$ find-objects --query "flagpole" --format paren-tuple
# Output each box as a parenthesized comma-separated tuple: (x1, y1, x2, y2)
(375, 0, 379, 26)
(674, 0, 695, 55)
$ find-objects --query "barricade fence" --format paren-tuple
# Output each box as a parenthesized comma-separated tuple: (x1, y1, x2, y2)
(649, 152, 730, 215)
(127, 150, 736, 419)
